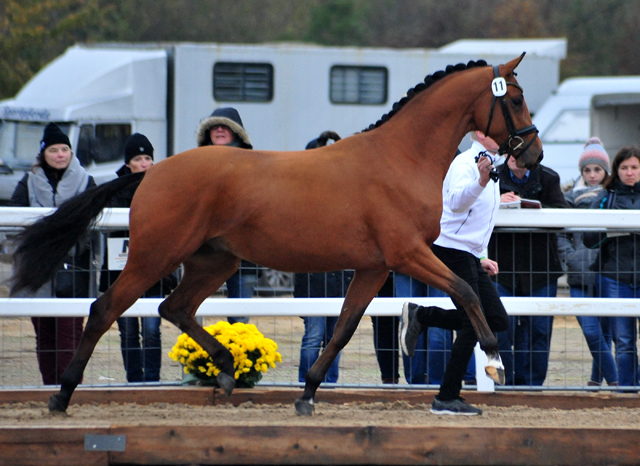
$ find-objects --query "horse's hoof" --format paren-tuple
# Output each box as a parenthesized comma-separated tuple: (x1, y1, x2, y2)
(485, 355, 505, 385)
(216, 372, 235, 397)
(48, 394, 67, 413)
(294, 398, 314, 416)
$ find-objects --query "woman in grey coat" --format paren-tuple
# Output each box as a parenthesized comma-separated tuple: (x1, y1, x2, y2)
(558, 137, 617, 387)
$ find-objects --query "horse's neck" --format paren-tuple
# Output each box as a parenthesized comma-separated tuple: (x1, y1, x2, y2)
(376, 79, 480, 178)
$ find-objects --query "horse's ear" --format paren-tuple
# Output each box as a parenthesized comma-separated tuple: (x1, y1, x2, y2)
(501, 52, 526, 77)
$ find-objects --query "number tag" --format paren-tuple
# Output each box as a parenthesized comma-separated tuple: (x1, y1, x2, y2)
(491, 77, 507, 97)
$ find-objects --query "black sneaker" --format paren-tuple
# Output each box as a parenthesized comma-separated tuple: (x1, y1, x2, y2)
(399, 302, 423, 357)
(430, 397, 482, 416)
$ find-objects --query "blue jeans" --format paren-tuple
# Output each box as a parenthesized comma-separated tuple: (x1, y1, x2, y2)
(496, 282, 557, 386)
(598, 274, 640, 389)
(570, 285, 617, 385)
(226, 271, 257, 324)
(117, 317, 161, 382)
(395, 273, 475, 385)
(299, 317, 340, 383)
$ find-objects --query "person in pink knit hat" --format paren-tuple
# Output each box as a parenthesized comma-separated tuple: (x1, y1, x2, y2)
(558, 137, 618, 388)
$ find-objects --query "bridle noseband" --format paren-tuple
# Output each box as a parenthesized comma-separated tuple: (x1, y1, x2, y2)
(483, 65, 540, 181)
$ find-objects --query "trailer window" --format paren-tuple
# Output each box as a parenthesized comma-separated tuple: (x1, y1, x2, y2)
(213, 62, 274, 102)
(330, 66, 388, 105)
(76, 124, 131, 165)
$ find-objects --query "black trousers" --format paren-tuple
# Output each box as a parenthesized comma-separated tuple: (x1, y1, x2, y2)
(429, 244, 509, 400)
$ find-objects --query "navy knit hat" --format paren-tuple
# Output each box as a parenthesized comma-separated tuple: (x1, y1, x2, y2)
(124, 133, 154, 164)
(40, 123, 71, 151)
(196, 107, 252, 148)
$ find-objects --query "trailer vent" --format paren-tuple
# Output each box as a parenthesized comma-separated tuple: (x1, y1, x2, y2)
(330, 66, 388, 105)
(213, 62, 274, 102)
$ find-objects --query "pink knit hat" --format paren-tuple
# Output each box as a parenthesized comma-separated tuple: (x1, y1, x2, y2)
(579, 137, 610, 174)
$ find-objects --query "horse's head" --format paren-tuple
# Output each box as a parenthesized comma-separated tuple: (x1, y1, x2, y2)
(475, 53, 543, 170)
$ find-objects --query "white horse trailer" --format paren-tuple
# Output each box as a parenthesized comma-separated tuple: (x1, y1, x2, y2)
(0, 39, 566, 203)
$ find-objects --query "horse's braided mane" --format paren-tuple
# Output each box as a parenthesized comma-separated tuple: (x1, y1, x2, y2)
(362, 59, 488, 132)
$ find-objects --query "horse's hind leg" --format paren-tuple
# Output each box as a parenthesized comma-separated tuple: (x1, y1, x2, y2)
(398, 245, 505, 384)
(295, 269, 389, 416)
(158, 244, 240, 396)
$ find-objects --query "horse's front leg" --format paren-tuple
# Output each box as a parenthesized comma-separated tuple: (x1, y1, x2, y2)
(295, 269, 390, 416)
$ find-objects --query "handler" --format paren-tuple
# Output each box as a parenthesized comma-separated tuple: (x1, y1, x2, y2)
(399, 131, 510, 415)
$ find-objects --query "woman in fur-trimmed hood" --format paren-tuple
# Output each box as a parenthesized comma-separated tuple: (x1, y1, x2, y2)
(196, 107, 253, 323)
(196, 107, 252, 149)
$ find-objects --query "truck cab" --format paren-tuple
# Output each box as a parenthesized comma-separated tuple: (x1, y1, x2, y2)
(0, 46, 167, 204)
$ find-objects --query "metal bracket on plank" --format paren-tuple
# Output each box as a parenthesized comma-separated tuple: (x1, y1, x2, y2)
(84, 434, 126, 452)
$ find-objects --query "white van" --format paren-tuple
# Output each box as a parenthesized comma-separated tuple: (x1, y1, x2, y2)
(533, 76, 640, 183)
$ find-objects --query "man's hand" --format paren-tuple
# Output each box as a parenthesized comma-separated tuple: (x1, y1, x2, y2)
(477, 155, 494, 187)
(481, 258, 499, 276)
(501, 191, 521, 203)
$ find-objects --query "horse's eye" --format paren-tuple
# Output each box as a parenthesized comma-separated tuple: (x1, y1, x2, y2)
(512, 97, 523, 107)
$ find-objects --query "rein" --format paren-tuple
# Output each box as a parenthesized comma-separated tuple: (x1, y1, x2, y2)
(483, 65, 540, 181)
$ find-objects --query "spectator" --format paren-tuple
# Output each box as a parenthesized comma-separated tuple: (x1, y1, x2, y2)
(196, 107, 253, 323)
(296, 132, 351, 384)
(10, 122, 96, 385)
(490, 154, 568, 386)
(558, 137, 617, 387)
(399, 131, 509, 415)
(584, 145, 640, 390)
(295, 271, 353, 383)
(99, 133, 177, 383)
(372, 273, 400, 384)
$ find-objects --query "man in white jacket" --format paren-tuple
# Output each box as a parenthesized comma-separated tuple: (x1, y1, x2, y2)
(399, 131, 510, 415)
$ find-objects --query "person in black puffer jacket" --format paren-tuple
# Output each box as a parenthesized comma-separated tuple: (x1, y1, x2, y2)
(488, 156, 568, 386)
(584, 145, 640, 390)
(99, 134, 177, 383)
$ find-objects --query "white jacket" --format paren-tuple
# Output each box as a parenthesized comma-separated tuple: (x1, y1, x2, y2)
(433, 141, 501, 257)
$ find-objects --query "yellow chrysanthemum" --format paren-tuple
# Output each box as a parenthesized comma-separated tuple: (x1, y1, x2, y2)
(168, 321, 282, 387)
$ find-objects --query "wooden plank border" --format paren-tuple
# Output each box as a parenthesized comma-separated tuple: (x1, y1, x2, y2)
(1, 387, 639, 410)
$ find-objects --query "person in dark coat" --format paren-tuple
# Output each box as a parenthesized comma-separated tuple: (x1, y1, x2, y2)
(295, 132, 353, 384)
(11, 122, 96, 385)
(489, 157, 568, 386)
(99, 133, 177, 382)
(196, 107, 253, 323)
(584, 146, 640, 390)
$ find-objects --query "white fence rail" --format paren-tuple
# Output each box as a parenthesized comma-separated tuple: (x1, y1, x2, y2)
(0, 206, 639, 391)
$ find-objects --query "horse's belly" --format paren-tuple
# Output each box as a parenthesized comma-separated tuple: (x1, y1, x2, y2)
(224, 226, 380, 273)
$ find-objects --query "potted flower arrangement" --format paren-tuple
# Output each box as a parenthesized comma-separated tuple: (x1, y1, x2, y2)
(169, 321, 282, 388)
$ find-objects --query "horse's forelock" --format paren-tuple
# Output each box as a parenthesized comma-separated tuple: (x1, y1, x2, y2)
(362, 59, 489, 133)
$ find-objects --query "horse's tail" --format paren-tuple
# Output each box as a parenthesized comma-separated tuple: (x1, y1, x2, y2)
(11, 171, 146, 295)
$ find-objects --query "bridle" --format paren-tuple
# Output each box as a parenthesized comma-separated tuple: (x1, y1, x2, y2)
(482, 64, 542, 181)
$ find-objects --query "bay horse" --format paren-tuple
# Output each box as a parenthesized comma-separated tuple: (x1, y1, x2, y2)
(11, 53, 542, 416)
